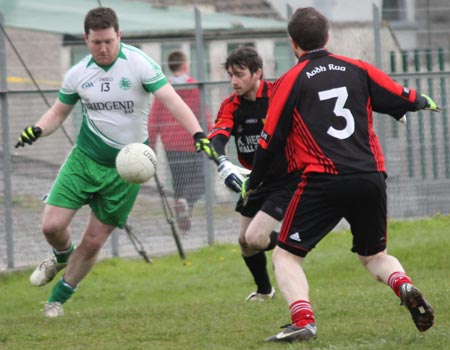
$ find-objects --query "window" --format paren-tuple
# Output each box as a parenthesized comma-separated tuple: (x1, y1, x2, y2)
(227, 42, 254, 54)
(382, 0, 406, 21)
(274, 41, 293, 77)
(190, 43, 210, 81)
(70, 46, 89, 66)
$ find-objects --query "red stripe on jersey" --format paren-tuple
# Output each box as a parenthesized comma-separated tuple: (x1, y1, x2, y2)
(259, 61, 309, 150)
(285, 132, 299, 173)
(330, 54, 417, 103)
(366, 99, 386, 172)
(289, 108, 338, 174)
(208, 96, 237, 139)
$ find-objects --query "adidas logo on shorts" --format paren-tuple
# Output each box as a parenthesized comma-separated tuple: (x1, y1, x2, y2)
(289, 232, 301, 242)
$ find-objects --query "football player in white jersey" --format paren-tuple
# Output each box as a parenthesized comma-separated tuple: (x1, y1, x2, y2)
(14, 7, 218, 318)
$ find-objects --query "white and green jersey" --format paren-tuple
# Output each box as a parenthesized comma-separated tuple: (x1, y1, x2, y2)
(58, 43, 168, 166)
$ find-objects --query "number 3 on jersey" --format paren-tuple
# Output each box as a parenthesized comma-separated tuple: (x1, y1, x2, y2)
(318, 86, 355, 140)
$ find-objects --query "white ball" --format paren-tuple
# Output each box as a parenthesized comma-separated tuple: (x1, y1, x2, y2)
(115, 143, 157, 184)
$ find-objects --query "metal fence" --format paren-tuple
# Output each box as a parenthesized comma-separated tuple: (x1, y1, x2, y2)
(0, 82, 239, 271)
(1, 69, 450, 271)
(1, 0, 449, 270)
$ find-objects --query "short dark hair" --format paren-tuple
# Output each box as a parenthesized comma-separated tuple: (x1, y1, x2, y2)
(84, 7, 119, 35)
(168, 51, 188, 72)
(224, 46, 263, 74)
(288, 7, 329, 51)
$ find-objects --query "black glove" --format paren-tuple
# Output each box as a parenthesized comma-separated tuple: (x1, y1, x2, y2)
(15, 126, 42, 148)
(193, 132, 219, 164)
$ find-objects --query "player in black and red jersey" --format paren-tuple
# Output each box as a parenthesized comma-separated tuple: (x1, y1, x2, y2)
(208, 46, 300, 302)
(242, 7, 439, 343)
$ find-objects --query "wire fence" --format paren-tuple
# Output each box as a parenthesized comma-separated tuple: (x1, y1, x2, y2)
(1, 69, 450, 271)
(1, 1, 450, 270)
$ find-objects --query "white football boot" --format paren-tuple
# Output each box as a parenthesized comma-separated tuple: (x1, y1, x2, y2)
(245, 287, 276, 302)
(30, 257, 67, 287)
(43, 302, 64, 318)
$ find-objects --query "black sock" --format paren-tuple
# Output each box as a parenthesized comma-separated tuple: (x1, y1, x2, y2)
(265, 231, 279, 251)
(243, 251, 272, 294)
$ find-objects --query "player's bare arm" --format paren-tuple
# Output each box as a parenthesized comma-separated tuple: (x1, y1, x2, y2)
(153, 83, 203, 136)
(154, 83, 219, 162)
(15, 99, 74, 148)
(35, 99, 74, 137)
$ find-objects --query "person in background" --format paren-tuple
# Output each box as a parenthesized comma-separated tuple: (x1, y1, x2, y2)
(15, 7, 217, 318)
(209, 46, 300, 302)
(148, 50, 211, 235)
(242, 7, 438, 342)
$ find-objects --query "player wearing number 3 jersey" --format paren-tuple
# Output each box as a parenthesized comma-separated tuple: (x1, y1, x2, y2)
(244, 7, 439, 343)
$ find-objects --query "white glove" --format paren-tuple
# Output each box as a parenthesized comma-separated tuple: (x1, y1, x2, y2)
(218, 159, 245, 193)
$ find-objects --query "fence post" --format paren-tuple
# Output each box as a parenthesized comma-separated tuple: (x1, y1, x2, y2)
(372, 4, 386, 155)
(425, 49, 438, 179)
(111, 229, 119, 257)
(372, 4, 382, 69)
(414, 49, 427, 179)
(194, 6, 215, 245)
(286, 4, 296, 68)
(0, 12, 15, 268)
(390, 51, 399, 137)
(390, 51, 396, 73)
(401, 50, 415, 178)
(438, 48, 450, 178)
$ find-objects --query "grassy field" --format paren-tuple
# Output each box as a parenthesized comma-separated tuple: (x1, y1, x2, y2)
(0, 216, 449, 350)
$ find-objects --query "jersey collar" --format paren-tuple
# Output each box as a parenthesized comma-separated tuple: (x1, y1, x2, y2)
(87, 43, 127, 71)
(233, 79, 269, 105)
(256, 79, 270, 99)
(299, 47, 329, 62)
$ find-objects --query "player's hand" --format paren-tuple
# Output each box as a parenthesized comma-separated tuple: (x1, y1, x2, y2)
(193, 132, 219, 163)
(421, 94, 440, 112)
(15, 126, 42, 148)
(217, 157, 245, 193)
(241, 177, 256, 206)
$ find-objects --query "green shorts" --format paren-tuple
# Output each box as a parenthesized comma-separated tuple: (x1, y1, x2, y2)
(46, 146, 140, 228)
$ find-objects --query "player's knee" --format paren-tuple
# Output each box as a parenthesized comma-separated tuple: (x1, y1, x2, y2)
(245, 232, 266, 251)
(240, 236, 260, 256)
(41, 220, 65, 240)
(238, 236, 248, 249)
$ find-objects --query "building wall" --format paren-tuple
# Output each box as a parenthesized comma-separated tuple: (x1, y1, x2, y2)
(328, 22, 400, 70)
(4, 20, 400, 88)
(271, 0, 383, 21)
(4, 28, 63, 91)
(415, 0, 450, 50)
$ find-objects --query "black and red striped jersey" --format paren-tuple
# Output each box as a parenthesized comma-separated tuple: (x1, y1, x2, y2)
(258, 49, 426, 176)
(208, 80, 272, 169)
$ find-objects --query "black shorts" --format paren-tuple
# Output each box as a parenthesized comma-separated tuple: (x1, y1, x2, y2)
(236, 172, 300, 221)
(278, 172, 387, 257)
